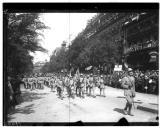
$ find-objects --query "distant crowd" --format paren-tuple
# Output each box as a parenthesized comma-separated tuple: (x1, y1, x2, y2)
(108, 69, 158, 94)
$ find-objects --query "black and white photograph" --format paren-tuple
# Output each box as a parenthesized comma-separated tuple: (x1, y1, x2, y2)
(3, 3, 159, 126)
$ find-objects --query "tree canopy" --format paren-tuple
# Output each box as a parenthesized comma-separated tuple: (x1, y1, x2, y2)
(6, 13, 48, 76)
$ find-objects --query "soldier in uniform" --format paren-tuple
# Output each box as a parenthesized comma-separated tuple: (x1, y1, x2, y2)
(121, 68, 135, 116)
(76, 76, 81, 97)
(92, 75, 96, 98)
(66, 76, 71, 97)
(52, 76, 57, 92)
(86, 75, 90, 95)
(88, 74, 93, 97)
(56, 77, 63, 100)
(69, 76, 75, 98)
(99, 75, 105, 97)
(83, 75, 87, 96)
(79, 74, 85, 98)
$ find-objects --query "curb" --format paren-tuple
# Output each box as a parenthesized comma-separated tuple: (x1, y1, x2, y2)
(137, 105, 158, 114)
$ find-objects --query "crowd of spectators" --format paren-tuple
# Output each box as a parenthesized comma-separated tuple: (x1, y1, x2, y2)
(105, 70, 159, 95)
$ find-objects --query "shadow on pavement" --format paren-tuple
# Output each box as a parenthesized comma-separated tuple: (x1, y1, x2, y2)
(149, 103, 158, 106)
(117, 96, 143, 104)
(8, 104, 35, 122)
(7, 91, 48, 122)
(116, 96, 125, 99)
(21, 91, 48, 102)
(113, 108, 125, 115)
(134, 101, 143, 104)
(7, 115, 15, 122)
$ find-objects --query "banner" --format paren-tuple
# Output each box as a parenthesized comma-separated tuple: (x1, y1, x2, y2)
(85, 66, 92, 71)
(75, 68, 80, 79)
(149, 51, 158, 63)
(114, 65, 122, 71)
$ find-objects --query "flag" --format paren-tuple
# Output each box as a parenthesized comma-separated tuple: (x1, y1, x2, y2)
(85, 66, 92, 71)
(124, 62, 128, 69)
(75, 68, 80, 79)
(69, 70, 71, 77)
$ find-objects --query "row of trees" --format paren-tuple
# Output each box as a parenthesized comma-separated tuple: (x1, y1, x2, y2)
(5, 13, 48, 76)
(41, 13, 138, 74)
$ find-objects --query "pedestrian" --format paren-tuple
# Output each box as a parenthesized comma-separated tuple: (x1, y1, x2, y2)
(121, 68, 136, 116)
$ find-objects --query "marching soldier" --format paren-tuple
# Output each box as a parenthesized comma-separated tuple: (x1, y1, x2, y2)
(69, 76, 75, 98)
(56, 77, 63, 100)
(92, 75, 96, 98)
(86, 75, 90, 95)
(52, 76, 57, 92)
(121, 68, 136, 116)
(83, 75, 87, 96)
(49, 77, 54, 91)
(72, 75, 77, 96)
(97, 75, 101, 94)
(66, 76, 71, 97)
(76, 76, 80, 97)
(99, 75, 106, 97)
(79, 74, 85, 98)
(88, 74, 94, 97)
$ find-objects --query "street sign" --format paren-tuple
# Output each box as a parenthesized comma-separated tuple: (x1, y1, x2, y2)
(114, 65, 122, 71)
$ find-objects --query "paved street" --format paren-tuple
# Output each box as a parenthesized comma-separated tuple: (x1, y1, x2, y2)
(8, 85, 158, 123)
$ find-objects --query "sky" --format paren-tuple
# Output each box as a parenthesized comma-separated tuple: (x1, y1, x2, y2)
(32, 13, 97, 63)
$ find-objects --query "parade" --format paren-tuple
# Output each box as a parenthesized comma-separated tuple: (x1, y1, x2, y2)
(6, 67, 158, 118)
(20, 72, 106, 99)
(3, 3, 159, 126)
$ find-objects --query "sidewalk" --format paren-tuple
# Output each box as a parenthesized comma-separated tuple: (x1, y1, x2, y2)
(104, 86, 159, 114)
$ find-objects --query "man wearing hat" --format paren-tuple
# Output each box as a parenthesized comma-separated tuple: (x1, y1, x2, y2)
(121, 68, 135, 116)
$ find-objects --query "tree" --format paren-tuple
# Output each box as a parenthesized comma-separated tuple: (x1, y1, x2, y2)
(41, 45, 68, 73)
(6, 13, 48, 75)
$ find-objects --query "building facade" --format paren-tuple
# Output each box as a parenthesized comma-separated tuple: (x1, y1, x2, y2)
(33, 61, 46, 73)
(122, 11, 159, 71)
